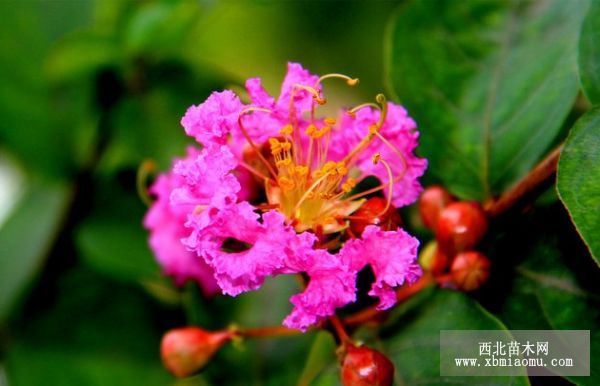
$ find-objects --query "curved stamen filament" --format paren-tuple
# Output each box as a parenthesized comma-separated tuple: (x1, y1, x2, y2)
(238, 108, 278, 179)
(239, 161, 272, 183)
(375, 94, 388, 128)
(315, 73, 359, 88)
(347, 102, 380, 117)
(372, 155, 394, 216)
(342, 94, 388, 166)
(373, 131, 408, 180)
(344, 155, 394, 222)
(294, 84, 326, 105)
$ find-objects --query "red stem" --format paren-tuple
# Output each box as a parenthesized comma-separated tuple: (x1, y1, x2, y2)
(235, 325, 301, 339)
(485, 144, 563, 218)
(344, 273, 435, 327)
(329, 315, 352, 345)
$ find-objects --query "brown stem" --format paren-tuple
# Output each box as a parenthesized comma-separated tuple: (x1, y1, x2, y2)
(484, 144, 563, 218)
(235, 325, 301, 339)
(344, 272, 435, 327)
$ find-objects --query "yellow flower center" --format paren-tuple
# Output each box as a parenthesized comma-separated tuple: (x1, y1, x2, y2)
(238, 75, 401, 234)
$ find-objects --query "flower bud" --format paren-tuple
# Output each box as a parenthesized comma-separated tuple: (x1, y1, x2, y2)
(418, 185, 453, 231)
(418, 241, 449, 275)
(436, 201, 487, 254)
(350, 197, 402, 237)
(450, 251, 490, 291)
(341, 344, 394, 386)
(161, 327, 232, 378)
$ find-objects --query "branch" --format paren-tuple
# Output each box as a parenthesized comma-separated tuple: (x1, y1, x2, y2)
(343, 273, 435, 327)
(484, 144, 563, 218)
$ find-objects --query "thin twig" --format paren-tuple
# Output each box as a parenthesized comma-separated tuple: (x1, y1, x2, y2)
(484, 144, 563, 218)
(343, 273, 435, 327)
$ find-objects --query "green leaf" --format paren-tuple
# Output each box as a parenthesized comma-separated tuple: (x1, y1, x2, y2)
(124, 1, 199, 57)
(387, 0, 588, 200)
(497, 216, 600, 385)
(75, 179, 161, 284)
(557, 107, 600, 264)
(45, 31, 119, 84)
(4, 268, 176, 386)
(383, 290, 530, 385)
(297, 332, 337, 386)
(579, 0, 600, 103)
(0, 1, 93, 178)
(0, 180, 71, 324)
(76, 216, 161, 283)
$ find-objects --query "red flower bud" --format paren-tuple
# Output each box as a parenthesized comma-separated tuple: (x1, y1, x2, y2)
(418, 241, 449, 275)
(161, 327, 232, 378)
(450, 251, 490, 291)
(436, 201, 487, 254)
(419, 185, 454, 231)
(341, 344, 394, 386)
(350, 197, 402, 237)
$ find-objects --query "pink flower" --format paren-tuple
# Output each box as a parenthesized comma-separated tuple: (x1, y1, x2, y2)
(145, 63, 427, 330)
(143, 148, 220, 296)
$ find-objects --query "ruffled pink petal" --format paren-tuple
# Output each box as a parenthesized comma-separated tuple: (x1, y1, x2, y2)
(330, 103, 427, 207)
(283, 249, 357, 331)
(340, 225, 421, 310)
(276, 62, 320, 116)
(143, 155, 220, 296)
(184, 206, 314, 296)
(170, 144, 240, 209)
(245, 77, 275, 108)
(181, 90, 244, 146)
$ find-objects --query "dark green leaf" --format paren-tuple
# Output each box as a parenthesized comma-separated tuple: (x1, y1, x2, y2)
(0, 180, 71, 324)
(557, 107, 600, 264)
(579, 0, 600, 103)
(4, 269, 176, 386)
(383, 290, 530, 385)
(75, 177, 162, 284)
(76, 217, 161, 283)
(497, 220, 600, 385)
(0, 1, 93, 178)
(297, 332, 337, 386)
(387, 0, 588, 200)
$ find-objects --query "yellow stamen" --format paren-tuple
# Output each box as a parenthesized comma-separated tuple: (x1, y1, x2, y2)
(341, 178, 357, 193)
(278, 176, 295, 190)
(280, 124, 294, 136)
(324, 117, 337, 126)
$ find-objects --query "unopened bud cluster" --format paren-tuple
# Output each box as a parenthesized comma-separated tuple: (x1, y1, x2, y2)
(418, 186, 490, 291)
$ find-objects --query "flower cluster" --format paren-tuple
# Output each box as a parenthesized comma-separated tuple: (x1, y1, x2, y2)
(144, 63, 427, 330)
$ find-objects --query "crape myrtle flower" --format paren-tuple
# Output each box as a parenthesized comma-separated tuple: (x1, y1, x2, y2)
(145, 63, 427, 331)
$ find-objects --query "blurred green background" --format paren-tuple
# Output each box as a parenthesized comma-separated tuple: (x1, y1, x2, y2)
(1, 1, 599, 385)
(0, 1, 401, 385)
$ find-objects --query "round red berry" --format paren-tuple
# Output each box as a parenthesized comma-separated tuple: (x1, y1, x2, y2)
(350, 197, 402, 237)
(419, 185, 454, 231)
(436, 201, 488, 254)
(341, 344, 394, 386)
(450, 251, 491, 291)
